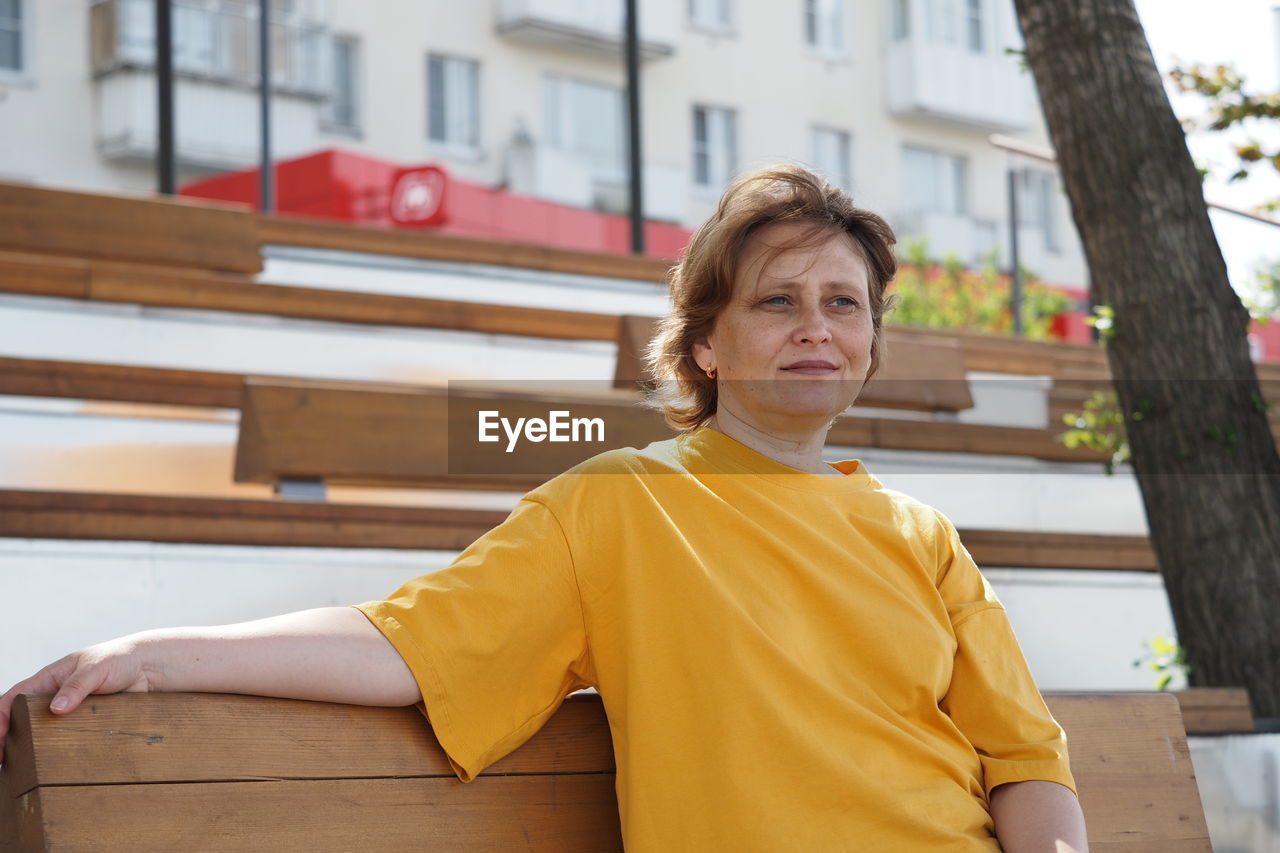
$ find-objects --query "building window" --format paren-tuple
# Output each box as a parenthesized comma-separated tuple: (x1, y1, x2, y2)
(890, 0, 910, 41)
(804, 0, 846, 58)
(543, 74, 624, 181)
(924, 0, 957, 45)
(689, 0, 732, 33)
(924, 0, 987, 53)
(1017, 169, 1060, 253)
(693, 105, 737, 189)
(427, 53, 480, 152)
(902, 144, 967, 215)
(321, 35, 359, 130)
(965, 0, 983, 52)
(0, 0, 25, 75)
(810, 126, 852, 192)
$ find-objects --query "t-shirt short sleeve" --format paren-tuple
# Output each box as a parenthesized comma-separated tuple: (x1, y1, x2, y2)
(354, 496, 594, 782)
(933, 511, 1078, 798)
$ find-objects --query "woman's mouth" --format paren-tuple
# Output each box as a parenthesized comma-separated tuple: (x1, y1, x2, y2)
(782, 360, 839, 375)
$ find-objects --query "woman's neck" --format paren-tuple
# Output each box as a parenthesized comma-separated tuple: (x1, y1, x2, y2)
(705, 410, 843, 476)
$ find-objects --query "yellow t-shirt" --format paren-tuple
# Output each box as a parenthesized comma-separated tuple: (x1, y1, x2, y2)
(356, 426, 1075, 851)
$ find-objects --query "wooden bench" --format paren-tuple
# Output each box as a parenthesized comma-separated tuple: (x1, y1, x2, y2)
(0, 182, 260, 274)
(231, 378, 1113, 500)
(0, 691, 1210, 851)
(0, 488, 1157, 572)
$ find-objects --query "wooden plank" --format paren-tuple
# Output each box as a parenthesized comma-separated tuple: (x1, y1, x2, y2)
(35, 775, 623, 852)
(234, 380, 1107, 495)
(864, 335, 974, 411)
(1046, 693, 1211, 851)
(835, 415, 1107, 462)
(0, 489, 1158, 571)
(0, 356, 246, 408)
(0, 249, 89, 299)
(0, 490, 507, 551)
(0, 781, 41, 853)
(1, 692, 1207, 852)
(86, 261, 621, 341)
(1173, 687, 1255, 735)
(7, 693, 612, 786)
(612, 314, 660, 388)
(960, 529, 1157, 572)
(258, 212, 672, 284)
(1051, 377, 1280, 427)
(0, 182, 261, 274)
(234, 379, 673, 488)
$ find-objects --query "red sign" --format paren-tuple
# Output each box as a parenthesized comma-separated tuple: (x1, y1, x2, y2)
(389, 166, 448, 226)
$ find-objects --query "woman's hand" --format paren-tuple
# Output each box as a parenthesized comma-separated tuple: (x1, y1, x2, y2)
(0, 634, 157, 765)
(0, 607, 421, 767)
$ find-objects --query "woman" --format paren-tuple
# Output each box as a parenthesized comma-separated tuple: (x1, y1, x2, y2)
(0, 165, 1086, 851)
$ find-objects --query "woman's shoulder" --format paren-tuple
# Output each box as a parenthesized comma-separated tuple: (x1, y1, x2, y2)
(524, 435, 691, 502)
(861, 480, 955, 535)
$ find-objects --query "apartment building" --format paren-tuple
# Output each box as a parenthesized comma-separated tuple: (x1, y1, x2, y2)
(0, 0, 1087, 287)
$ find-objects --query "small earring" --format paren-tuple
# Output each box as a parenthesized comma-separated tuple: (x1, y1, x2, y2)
(705, 366, 717, 379)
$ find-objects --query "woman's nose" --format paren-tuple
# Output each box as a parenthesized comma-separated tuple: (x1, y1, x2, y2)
(794, 306, 832, 344)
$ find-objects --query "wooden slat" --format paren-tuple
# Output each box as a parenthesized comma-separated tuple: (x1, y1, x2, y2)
(612, 314, 661, 387)
(0, 489, 1158, 571)
(32, 776, 623, 852)
(233, 380, 1108, 494)
(0, 356, 246, 408)
(6, 693, 612, 788)
(234, 379, 674, 489)
(0, 692, 1207, 852)
(1048, 693, 1210, 851)
(86, 261, 622, 341)
(960, 529, 1156, 572)
(1050, 377, 1280, 427)
(258, 213, 672, 284)
(0, 183, 261, 274)
(1173, 687, 1255, 735)
(0, 490, 507, 551)
(0, 249, 88, 299)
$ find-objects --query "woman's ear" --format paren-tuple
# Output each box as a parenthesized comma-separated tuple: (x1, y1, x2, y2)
(691, 336, 714, 375)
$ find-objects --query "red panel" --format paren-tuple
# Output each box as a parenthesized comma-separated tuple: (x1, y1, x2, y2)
(180, 147, 697, 259)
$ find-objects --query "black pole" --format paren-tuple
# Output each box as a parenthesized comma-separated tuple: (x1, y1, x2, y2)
(259, 0, 274, 213)
(1007, 166, 1023, 336)
(624, 0, 644, 255)
(155, 0, 175, 194)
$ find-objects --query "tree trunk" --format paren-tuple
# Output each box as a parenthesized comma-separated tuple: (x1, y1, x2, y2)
(1012, 0, 1280, 718)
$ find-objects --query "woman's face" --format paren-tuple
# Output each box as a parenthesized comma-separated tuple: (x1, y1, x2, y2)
(692, 221, 874, 431)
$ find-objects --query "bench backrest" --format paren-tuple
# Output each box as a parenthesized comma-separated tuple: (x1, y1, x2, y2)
(232, 377, 1106, 496)
(0, 182, 261, 274)
(0, 691, 1209, 851)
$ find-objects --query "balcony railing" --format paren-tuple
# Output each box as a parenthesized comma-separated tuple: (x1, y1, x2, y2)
(885, 37, 1032, 132)
(90, 0, 329, 98)
(495, 0, 677, 60)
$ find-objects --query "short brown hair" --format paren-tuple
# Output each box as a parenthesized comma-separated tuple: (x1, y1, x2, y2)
(646, 164, 898, 430)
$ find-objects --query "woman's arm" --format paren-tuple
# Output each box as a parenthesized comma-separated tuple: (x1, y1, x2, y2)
(990, 780, 1089, 852)
(0, 606, 420, 765)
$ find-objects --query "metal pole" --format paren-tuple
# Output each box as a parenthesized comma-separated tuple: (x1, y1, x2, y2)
(258, 0, 274, 213)
(624, 0, 644, 255)
(155, 0, 175, 194)
(1007, 166, 1023, 337)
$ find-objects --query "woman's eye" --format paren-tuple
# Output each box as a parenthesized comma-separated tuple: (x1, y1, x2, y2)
(831, 297, 859, 308)
(763, 296, 789, 306)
